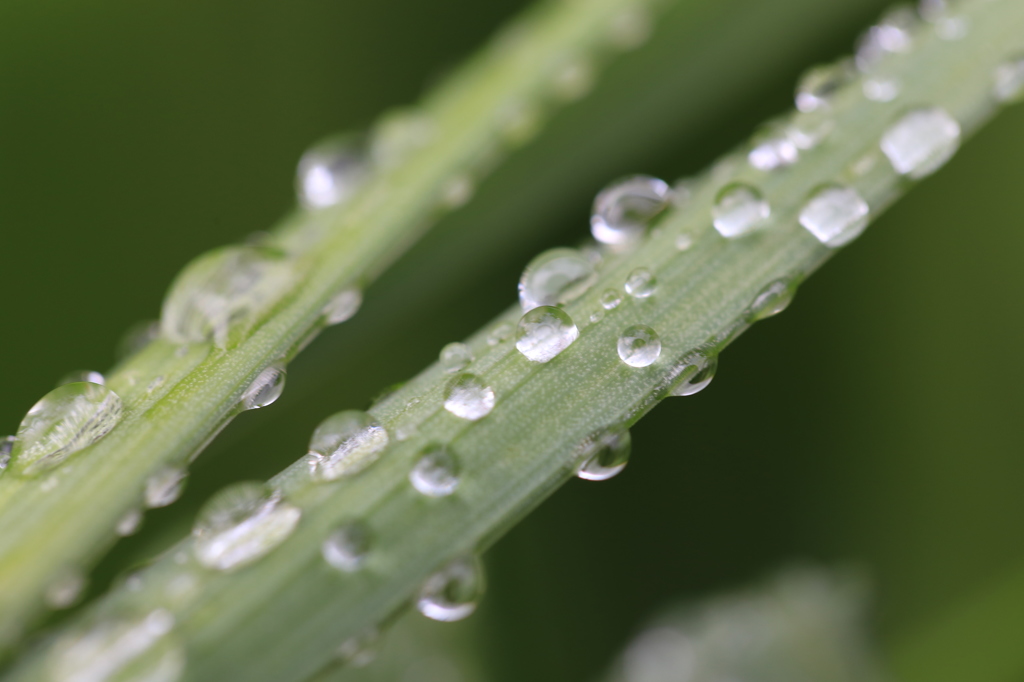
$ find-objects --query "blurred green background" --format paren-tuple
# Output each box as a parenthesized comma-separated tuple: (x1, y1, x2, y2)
(3, 0, 1024, 679)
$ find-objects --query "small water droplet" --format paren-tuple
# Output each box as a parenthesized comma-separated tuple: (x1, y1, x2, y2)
(443, 373, 495, 421)
(239, 365, 286, 411)
(799, 185, 870, 247)
(322, 288, 363, 325)
(880, 107, 961, 178)
(591, 175, 671, 246)
(855, 8, 916, 71)
(617, 325, 662, 368)
(600, 290, 623, 310)
(296, 134, 368, 209)
(45, 569, 87, 609)
(749, 279, 795, 320)
(417, 556, 485, 622)
(193, 482, 301, 572)
(668, 353, 718, 397)
(337, 627, 380, 668)
(145, 468, 187, 509)
(308, 411, 390, 481)
(0, 436, 15, 473)
(994, 56, 1024, 103)
(518, 247, 597, 312)
(439, 342, 474, 374)
(589, 310, 605, 324)
(116, 508, 143, 537)
(551, 58, 594, 101)
(575, 426, 631, 481)
(487, 322, 515, 346)
(146, 376, 166, 394)
(786, 113, 835, 150)
(515, 307, 579, 363)
(748, 137, 799, 171)
(712, 184, 770, 238)
(674, 234, 694, 251)
(849, 151, 880, 177)
(11, 382, 123, 476)
(58, 370, 105, 387)
(863, 77, 901, 102)
(624, 268, 657, 299)
(409, 445, 460, 498)
(795, 59, 856, 112)
(48, 611, 183, 682)
(322, 521, 372, 572)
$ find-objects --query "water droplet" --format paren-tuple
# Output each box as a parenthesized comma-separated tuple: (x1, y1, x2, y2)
(322, 521, 372, 573)
(618, 325, 661, 368)
(855, 8, 916, 71)
(440, 175, 474, 208)
(193, 482, 301, 572)
(11, 382, 123, 476)
(417, 556, 485, 622)
(145, 468, 187, 509)
(596, 292, 620, 313)
(487, 322, 514, 346)
(45, 569, 86, 609)
(920, 0, 968, 40)
(296, 134, 367, 209)
(58, 370, 105, 387)
(308, 411, 390, 481)
(575, 426, 631, 481)
(674, 234, 694, 251)
(668, 353, 718, 397)
(116, 320, 160, 361)
(0, 435, 15, 472)
(749, 279, 795, 320)
(518, 247, 597, 311)
(795, 59, 855, 112)
(439, 342, 474, 374)
(48, 611, 184, 682)
(624, 268, 657, 299)
(515, 306, 579, 363)
(370, 110, 434, 168)
(239, 365, 286, 411)
(589, 309, 605, 324)
(116, 509, 143, 537)
(161, 245, 295, 348)
(863, 77, 901, 102)
(799, 185, 870, 247)
(443, 374, 495, 421)
(880, 107, 961, 178)
(322, 288, 362, 325)
(410, 445, 460, 497)
(712, 184, 770, 238)
(748, 137, 798, 171)
(337, 627, 379, 668)
(994, 56, 1024, 103)
(551, 58, 594, 101)
(591, 175, 671, 246)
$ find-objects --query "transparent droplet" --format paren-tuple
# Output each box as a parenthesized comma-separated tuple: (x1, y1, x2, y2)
(786, 112, 835, 150)
(748, 137, 798, 171)
(617, 325, 662, 368)
(855, 8, 916, 71)
(795, 59, 855, 112)
(551, 58, 594, 101)
(11, 382, 123, 476)
(370, 109, 434, 168)
(409, 444, 460, 498)
(518, 247, 597, 311)
(322, 288, 362, 325)
(296, 134, 368, 209)
(322, 521, 372, 573)
(193, 482, 301, 572)
(600, 290, 623, 311)
(994, 56, 1024, 103)
(624, 268, 658, 299)
(417, 556, 485, 622)
(48, 610, 184, 682)
(161, 244, 295, 348)
(880, 107, 961, 178)
(240, 365, 286, 410)
(668, 353, 718, 397)
(45, 569, 86, 609)
(308, 411, 390, 481)
(515, 306, 579, 363)
(116, 508, 143, 537)
(440, 342, 474, 373)
(591, 175, 671, 246)
(58, 370, 105, 387)
(576, 426, 631, 481)
(0, 435, 15, 473)
(749, 279, 795, 320)
(337, 627, 379, 668)
(145, 468, 187, 509)
(487, 322, 515, 346)
(799, 185, 870, 247)
(443, 374, 495, 421)
(712, 184, 770, 238)
(863, 77, 901, 102)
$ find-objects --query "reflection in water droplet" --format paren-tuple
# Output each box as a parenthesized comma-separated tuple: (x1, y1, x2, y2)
(58, 370, 105, 387)
(145, 468, 187, 509)
(240, 365, 286, 410)
(515, 307, 579, 363)
(487, 322, 514, 347)
(668, 353, 718, 397)
(618, 325, 662, 368)
(712, 184, 770, 238)
(795, 60, 855, 112)
(749, 280, 795, 321)
(863, 78, 901, 102)
(799, 185, 870, 247)
(322, 288, 363, 325)
(443, 374, 496, 421)
(576, 426, 631, 481)
(591, 175, 671, 246)
(518, 248, 597, 311)
(45, 570, 86, 609)
(417, 556, 485, 622)
(337, 627, 379, 668)
(994, 56, 1024, 103)
(296, 134, 367, 209)
(410, 445, 460, 497)
(440, 342, 474, 373)
(880, 107, 961, 178)
(11, 382, 123, 476)
(308, 411, 390, 481)
(116, 509, 143, 537)
(193, 482, 301, 572)
(624, 268, 658, 299)
(322, 521, 372, 573)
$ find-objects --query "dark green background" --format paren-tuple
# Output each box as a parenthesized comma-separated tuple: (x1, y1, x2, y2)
(2, 0, 1023, 679)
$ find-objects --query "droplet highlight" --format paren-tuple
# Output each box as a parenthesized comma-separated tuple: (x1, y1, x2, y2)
(515, 306, 579, 363)
(116, 508, 144, 537)
(576, 426, 631, 481)
(45, 570, 86, 610)
(795, 60, 855, 112)
(668, 353, 718, 397)
(748, 137, 798, 171)
(240, 365, 286, 410)
(518, 247, 597, 311)
(443, 374, 496, 421)
(880, 107, 961, 178)
(863, 77, 901, 102)
(296, 134, 368, 209)
(322, 521, 372, 573)
(712, 184, 770, 238)
(322, 288, 363, 325)
(308, 411, 390, 481)
(591, 175, 671, 246)
(417, 556, 485, 622)
(617, 325, 662, 368)
(58, 370, 105, 387)
(799, 185, 870, 247)
(749, 279, 795, 321)
(410, 445, 460, 497)
(145, 468, 187, 509)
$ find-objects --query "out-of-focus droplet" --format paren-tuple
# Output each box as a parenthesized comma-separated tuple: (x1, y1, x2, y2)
(576, 426, 631, 481)
(674, 234, 694, 251)
(591, 175, 671, 246)
(370, 110, 435, 168)
(600, 290, 623, 310)
(855, 8, 916, 72)
(795, 59, 855, 112)
(45, 570, 86, 610)
(863, 77, 901, 102)
(440, 175, 474, 208)
(749, 280, 796, 320)
(748, 136, 799, 171)
(0, 435, 15, 473)
(440, 342, 474, 373)
(145, 468, 187, 509)
(116, 320, 160, 361)
(58, 370, 105, 387)
(994, 56, 1024, 103)
(618, 325, 661, 368)
(240, 365, 286, 411)
(712, 184, 770, 238)
(786, 112, 835, 150)
(551, 58, 594, 101)
(322, 521, 372, 573)
(322, 288, 362, 325)
(518, 248, 597, 311)
(410, 444, 460, 497)
(607, 6, 652, 49)
(624, 268, 658, 299)
(296, 134, 368, 209)
(880, 107, 961, 178)
(443, 374, 496, 421)
(515, 306, 579, 363)
(337, 627, 380, 668)
(308, 411, 390, 481)
(799, 185, 870, 247)
(487, 322, 515, 346)
(417, 556, 485, 622)
(668, 352, 718, 397)
(116, 508, 143, 537)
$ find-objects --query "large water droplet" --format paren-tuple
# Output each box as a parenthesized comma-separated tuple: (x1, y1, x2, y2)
(799, 185, 870, 247)
(145, 468, 187, 509)
(440, 342, 474, 373)
(618, 325, 662, 368)
(518, 248, 597, 311)
(296, 134, 368, 209)
(48, 611, 184, 682)
(240, 365, 286, 411)
(863, 77, 901, 102)
(515, 307, 579, 363)
(994, 56, 1024, 103)
(624, 268, 658, 299)
(193, 482, 301, 572)
(443, 374, 495, 421)
(322, 288, 362, 325)
(410, 445, 460, 497)
(161, 245, 295, 348)
(58, 370, 105, 387)
(576, 426, 631, 481)
(417, 556, 485, 622)
(11, 382, 123, 476)
(749, 279, 795, 320)
(880, 107, 961, 178)
(590, 175, 671, 246)
(322, 521, 372, 573)
(712, 184, 770, 238)
(308, 411, 390, 481)
(45, 569, 87, 609)
(795, 59, 855, 112)
(668, 353, 718, 397)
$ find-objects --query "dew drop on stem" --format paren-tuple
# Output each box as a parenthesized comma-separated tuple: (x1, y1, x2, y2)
(590, 175, 671, 246)
(417, 556, 485, 622)
(308, 411, 390, 481)
(410, 444, 460, 497)
(515, 306, 579, 363)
